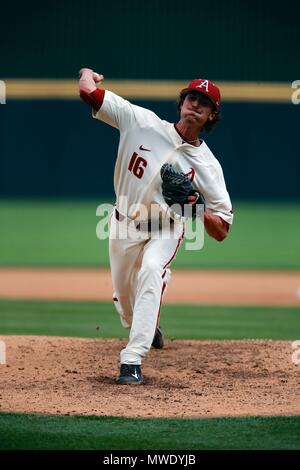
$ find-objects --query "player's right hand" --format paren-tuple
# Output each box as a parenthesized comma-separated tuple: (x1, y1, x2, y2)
(79, 68, 104, 84)
(93, 72, 104, 83)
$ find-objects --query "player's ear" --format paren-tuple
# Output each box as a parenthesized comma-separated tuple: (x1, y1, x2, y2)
(208, 110, 217, 122)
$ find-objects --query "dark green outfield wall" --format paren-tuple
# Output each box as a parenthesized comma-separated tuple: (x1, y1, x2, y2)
(0, 100, 299, 199)
(1, 1, 299, 199)
(1, 0, 299, 81)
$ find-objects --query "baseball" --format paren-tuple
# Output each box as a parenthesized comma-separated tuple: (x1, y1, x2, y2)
(93, 72, 102, 83)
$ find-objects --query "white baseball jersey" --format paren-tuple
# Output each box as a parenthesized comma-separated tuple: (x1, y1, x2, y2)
(93, 90, 233, 225)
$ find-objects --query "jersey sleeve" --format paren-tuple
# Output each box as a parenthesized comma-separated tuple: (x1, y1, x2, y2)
(92, 90, 154, 132)
(199, 162, 234, 225)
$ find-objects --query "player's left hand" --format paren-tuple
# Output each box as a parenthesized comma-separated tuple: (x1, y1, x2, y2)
(160, 163, 205, 217)
(187, 194, 199, 205)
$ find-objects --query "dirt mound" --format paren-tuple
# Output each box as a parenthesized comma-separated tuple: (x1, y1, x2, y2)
(0, 336, 299, 418)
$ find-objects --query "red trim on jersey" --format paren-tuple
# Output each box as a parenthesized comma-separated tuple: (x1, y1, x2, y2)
(162, 270, 167, 279)
(174, 123, 203, 146)
(163, 224, 185, 270)
(79, 88, 105, 111)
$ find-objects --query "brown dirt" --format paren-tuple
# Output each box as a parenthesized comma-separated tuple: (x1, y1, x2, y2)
(0, 335, 299, 418)
(1, 268, 300, 305)
(1, 268, 299, 418)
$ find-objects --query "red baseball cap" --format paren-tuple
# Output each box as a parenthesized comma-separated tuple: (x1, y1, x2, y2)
(180, 78, 221, 110)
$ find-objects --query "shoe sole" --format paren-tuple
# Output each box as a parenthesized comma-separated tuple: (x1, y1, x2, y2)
(116, 378, 143, 385)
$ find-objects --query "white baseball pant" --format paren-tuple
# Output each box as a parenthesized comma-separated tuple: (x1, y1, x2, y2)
(109, 208, 184, 365)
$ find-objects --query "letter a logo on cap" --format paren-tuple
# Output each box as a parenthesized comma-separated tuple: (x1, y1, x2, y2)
(180, 78, 221, 109)
(196, 80, 209, 92)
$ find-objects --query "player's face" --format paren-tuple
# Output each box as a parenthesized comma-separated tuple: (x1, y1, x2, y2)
(180, 92, 215, 128)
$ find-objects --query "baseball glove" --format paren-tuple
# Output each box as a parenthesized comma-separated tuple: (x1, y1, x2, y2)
(160, 163, 205, 217)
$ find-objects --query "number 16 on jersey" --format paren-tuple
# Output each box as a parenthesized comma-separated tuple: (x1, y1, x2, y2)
(128, 152, 147, 179)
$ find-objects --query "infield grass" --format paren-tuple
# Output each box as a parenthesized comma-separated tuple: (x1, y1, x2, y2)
(0, 299, 299, 340)
(0, 413, 299, 450)
(0, 199, 300, 269)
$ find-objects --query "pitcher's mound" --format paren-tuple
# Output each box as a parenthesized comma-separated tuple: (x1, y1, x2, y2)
(0, 336, 299, 418)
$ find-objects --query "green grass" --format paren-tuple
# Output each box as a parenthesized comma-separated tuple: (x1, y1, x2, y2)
(0, 299, 299, 340)
(0, 413, 299, 450)
(1, 298, 299, 450)
(0, 199, 108, 267)
(0, 199, 300, 269)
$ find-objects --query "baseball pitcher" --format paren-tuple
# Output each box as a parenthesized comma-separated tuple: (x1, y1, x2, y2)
(79, 69, 233, 384)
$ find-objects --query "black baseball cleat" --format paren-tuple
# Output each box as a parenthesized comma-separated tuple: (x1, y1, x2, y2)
(116, 364, 143, 385)
(152, 326, 164, 349)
